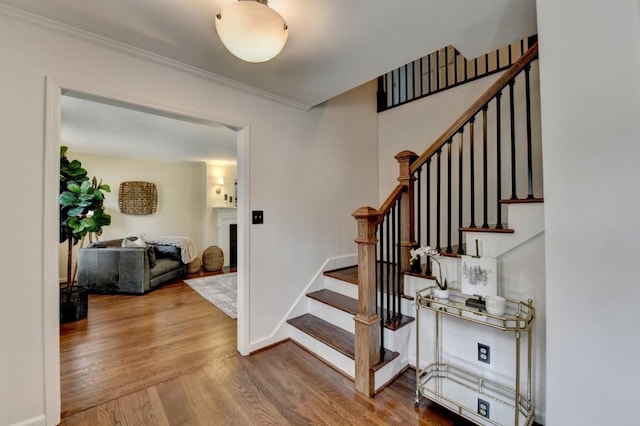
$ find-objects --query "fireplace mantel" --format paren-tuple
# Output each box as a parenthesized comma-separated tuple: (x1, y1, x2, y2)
(213, 207, 237, 267)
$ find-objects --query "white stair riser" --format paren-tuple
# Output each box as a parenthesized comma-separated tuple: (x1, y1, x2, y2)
(324, 276, 358, 299)
(382, 321, 412, 354)
(288, 325, 355, 378)
(374, 357, 408, 393)
(308, 298, 355, 333)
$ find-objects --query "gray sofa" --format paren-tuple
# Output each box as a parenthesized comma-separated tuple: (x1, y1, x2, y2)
(77, 238, 186, 294)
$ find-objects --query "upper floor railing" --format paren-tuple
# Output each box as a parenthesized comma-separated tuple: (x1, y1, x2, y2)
(377, 36, 538, 112)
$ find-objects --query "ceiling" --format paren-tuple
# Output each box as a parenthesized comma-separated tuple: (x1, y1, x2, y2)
(61, 94, 238, 164)
(0, 0, 537, 109)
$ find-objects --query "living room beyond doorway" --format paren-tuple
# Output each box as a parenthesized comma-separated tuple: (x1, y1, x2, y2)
(56, 90, 243, 418)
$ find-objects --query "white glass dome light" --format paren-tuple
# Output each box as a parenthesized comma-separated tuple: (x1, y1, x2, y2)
(215, 0, 289, 63)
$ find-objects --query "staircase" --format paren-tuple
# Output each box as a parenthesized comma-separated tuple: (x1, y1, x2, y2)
(286, 41, 543, 408)
(287, 266, 413, 393)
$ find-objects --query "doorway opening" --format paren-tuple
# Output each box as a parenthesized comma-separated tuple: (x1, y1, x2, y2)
(44, 79, 250, 421)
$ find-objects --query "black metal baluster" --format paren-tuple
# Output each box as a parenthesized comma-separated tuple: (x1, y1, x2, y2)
(496, 48, 500, 69)
(427, 54, 432, 95)
(390, 206, 396, 323)
(496, 91, 504, 229)
(508, 44, 513, 65)
(436, 148, 442, 251)
(377, 226, 384, 360)
(482, 106, 489, 229)
(377, 226, 382, 315)
(474, 57, 478, 78)
(469, 117, 476, 228)
(464, 56, 468, 80)
(445, 47, 449, 88)
(416, 167, 422, 246)
(413, 61, 418, 100)
(425, 159, 432, 276)
(458, 129, 465, 254)
(484, 53, 489, 74)
(509, 79, 518, 199)
(454, 50, 459, 84)
(385, 214, 391, 324)
(392, 69, 398, 106)
(404, 64, 409, 103)
(396, 200, 402, 319)
(446, 139, 453, 253)
(436, 49, 440, 91)
(419, 57, 424, 98)
(525, 63, 534, 199)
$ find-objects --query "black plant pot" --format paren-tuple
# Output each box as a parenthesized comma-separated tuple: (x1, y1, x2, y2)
(60, 285, 89, 323)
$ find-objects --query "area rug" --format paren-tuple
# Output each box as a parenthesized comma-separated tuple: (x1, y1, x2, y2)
(184, 273, 237, 319)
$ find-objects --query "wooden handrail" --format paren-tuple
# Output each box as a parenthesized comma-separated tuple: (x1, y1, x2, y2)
(376, 185, 405, 225)
(410, 42, 538, 175)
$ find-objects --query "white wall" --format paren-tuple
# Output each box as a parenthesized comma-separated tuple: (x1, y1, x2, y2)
(0, 9, 378, 426)
(378, 66, 543, 204)
(537, 1, 640, 424)
(57, 152, 209, 281)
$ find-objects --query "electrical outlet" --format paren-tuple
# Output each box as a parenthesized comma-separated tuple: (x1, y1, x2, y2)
(477, 398, 490, 418)
(478, 343, 490, 364)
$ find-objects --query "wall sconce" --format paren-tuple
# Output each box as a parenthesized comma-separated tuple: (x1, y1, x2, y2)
(215, 177, 224, 194)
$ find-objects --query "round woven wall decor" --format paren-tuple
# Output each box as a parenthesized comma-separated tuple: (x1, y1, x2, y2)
(118, 181, 157, 215)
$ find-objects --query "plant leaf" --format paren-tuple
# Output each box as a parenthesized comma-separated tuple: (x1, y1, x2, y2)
(67, 182, 81, 194)
(68, 207, 85, 217)
(59, 192, 78, 206)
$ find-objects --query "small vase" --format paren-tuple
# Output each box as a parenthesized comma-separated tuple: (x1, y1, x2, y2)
(432, 288, 450, 311)
(434, 288, 449, 300)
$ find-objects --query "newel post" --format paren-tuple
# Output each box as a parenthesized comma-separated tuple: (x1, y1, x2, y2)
(352, 206, 381, 397)
(395, 151, 419, 285)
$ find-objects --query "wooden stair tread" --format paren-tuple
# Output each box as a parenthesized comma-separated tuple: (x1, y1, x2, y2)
(459, 226, 514, 234)
(287, 314, 399, 368)
(307, 289, 415, 330)
(323, 266, 359, 284)
(307, 289, 358, 314)
(501, 197, 544, 204)
(381, 312, 415, 331)
(288, 314, 355, 358)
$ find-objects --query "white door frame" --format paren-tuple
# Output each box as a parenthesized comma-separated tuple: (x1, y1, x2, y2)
(43, 77, 251, 425)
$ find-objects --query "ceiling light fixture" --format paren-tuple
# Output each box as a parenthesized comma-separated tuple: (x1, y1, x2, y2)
(215, 0, 289, 63)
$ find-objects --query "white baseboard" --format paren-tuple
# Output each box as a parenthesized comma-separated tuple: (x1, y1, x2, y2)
(9, 415, 46, 426)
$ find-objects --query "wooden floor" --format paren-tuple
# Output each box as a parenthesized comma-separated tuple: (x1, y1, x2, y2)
(60, 272, 473, 425)
(60, 271, 237, 418)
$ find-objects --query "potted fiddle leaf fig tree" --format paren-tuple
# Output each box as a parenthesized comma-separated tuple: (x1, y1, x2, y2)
(59, 146, 111, 322)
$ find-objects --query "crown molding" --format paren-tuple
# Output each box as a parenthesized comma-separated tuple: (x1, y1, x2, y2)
(0, 3, 313, 111)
